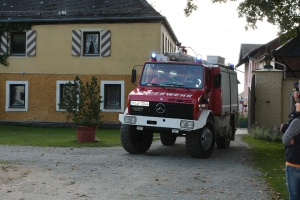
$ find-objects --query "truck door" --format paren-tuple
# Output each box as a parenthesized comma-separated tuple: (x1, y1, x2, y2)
(221, 71, 230, 115)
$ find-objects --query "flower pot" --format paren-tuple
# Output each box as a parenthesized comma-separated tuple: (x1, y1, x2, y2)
(76, 126, 97, 143)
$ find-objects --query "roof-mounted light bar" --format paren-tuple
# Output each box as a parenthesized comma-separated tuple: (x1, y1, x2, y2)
(164, 52, 195, 62)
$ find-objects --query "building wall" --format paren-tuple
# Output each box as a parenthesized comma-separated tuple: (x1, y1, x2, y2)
(243, 63, 249, 105)
(244, 63, 300, 129)
(0, 73, 136, 123)
(0, 22, 177, 124)
(160, 24, 177, 53)
(2, 23, 162, 75)
(253, 70, 283, 128)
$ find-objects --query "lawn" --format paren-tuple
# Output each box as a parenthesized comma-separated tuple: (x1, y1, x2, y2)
(242, 135, 288, 200)
(0, 125, 121, 147)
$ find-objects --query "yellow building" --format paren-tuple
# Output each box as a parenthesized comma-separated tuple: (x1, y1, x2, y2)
(0, 0, 179, 126)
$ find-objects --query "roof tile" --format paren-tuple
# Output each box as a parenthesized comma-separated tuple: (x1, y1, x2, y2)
(0, 0, 162, 21)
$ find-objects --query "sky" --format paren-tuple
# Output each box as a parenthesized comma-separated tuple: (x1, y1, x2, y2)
(146, 0, 279, 93)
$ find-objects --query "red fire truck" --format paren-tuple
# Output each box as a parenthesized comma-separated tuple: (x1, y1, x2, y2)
(119, 47, 238, 158)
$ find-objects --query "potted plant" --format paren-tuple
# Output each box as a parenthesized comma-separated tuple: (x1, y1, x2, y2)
(59, 75, 103, 142)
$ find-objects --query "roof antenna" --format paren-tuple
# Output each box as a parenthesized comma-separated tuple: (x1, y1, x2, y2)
(36, 1, 43, 11)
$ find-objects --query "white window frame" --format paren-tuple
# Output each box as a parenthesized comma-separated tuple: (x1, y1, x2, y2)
(56, 80, 74, 111)
(6, 81, 29, 112)
(80, 28, 103, 57)
(101, 81, 124, 112)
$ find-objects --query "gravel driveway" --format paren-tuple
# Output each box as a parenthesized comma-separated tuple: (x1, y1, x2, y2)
(0, 128, 273, 200)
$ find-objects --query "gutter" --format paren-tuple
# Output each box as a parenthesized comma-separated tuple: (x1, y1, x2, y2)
(0, 16, 165, 23)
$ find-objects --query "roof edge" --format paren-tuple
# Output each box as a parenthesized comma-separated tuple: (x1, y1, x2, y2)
(0, 16, 166, 23)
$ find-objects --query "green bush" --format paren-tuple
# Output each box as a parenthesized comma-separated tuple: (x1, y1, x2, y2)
(249, 123, 282, 142)
(237, 114, 248, 128)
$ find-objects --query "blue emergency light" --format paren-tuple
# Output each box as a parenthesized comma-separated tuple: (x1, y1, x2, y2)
(229, 64, 235, 68)
(195, 54, 202, 63)
(150, 52, 157, 61)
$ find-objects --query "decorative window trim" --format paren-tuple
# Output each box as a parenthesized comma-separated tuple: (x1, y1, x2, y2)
(72, 28, 110, 57)
(0, 30, 36, 57)
(0, 32, 8, 55)
(56, 80, 74, 111)
(100, 81, 124, 113)
(5, 81, 29, 112)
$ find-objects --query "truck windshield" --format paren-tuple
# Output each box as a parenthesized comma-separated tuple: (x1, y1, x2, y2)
(140, 63, 203, 89)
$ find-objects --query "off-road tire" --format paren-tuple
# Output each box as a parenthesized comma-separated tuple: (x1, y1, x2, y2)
(160, 134, 177, 146)
(216, 126, 231, 149)
(186, 122, 215, 158)
(120, 124, 153, 154)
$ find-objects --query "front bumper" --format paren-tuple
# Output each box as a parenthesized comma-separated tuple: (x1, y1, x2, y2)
(119, 114, 195, 131)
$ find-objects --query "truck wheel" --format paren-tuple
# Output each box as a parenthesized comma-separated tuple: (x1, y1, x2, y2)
(216, 126, 231, 149)
(120, 124, 153, 154)
(160, 134, 177, 146)
(186, 122, 215, 158)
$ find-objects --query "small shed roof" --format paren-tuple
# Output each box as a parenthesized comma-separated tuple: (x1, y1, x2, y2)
(273, 34, 300, 57)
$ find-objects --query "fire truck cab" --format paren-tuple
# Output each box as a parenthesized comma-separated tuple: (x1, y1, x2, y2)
(119, 48, 238, 158)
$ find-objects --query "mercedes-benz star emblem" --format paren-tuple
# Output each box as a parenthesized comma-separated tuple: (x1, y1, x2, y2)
(156, 103, 166, 114)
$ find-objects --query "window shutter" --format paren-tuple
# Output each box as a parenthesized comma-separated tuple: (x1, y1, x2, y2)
(72, 30, 81, 56)
(0, 32, 8, 55)
(26, 30, 36, 56)
(101, 30, 111, 57)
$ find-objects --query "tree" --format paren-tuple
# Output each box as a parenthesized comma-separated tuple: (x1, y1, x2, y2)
(184, 0, 198, 17)
(184, 0, 300, 43)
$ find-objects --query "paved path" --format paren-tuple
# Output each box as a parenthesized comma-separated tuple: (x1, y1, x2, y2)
(0, 128, 273, 200)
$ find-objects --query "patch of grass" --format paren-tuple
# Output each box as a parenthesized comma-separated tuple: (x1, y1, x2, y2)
(0, 125, 121, 147)
(242, 135, 288, 200)
(250, 124, 282, 142)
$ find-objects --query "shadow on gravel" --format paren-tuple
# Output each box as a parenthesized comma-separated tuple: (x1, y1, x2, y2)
(125, 135, 250, 161)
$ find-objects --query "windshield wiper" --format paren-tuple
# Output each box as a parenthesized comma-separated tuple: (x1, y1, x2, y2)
(146, 83, 160, 86)
(163, 83, 184, 87)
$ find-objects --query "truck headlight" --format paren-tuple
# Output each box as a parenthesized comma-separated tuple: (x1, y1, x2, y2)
(180, 120, 194, 129)
(124, 116, 137, 124)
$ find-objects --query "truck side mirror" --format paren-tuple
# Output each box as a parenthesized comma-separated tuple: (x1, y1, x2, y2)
(214, 74, 221, 88)
(131, 69, 136, 83)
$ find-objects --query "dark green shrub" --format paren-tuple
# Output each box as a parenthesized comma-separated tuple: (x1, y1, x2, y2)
(237, 114, 248, 128)
(58, 76, 103, 127)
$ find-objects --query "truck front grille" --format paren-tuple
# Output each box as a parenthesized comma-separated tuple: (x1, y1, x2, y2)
(130, 102, 194, 120)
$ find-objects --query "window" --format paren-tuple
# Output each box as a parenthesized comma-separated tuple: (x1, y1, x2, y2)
(11, 32, 26, 56)
(6, 81, 28, 111)
(56, 81, 75, 111)
(101, 81, 124, 112)
(71, 29, 110, 57)
(83, 32, 100, 56)
(0, 30, 36, 57)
